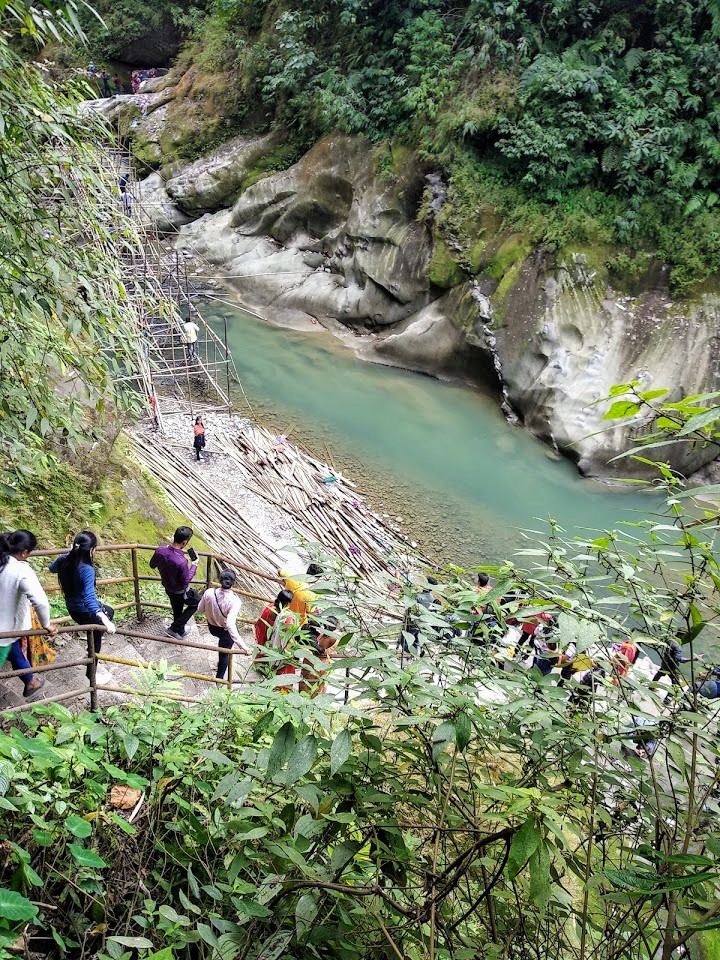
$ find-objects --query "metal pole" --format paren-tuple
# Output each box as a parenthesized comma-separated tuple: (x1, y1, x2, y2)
(224, 314, 232, 415)
(131, 547, 142, 621)
(87, 633, 98, 712)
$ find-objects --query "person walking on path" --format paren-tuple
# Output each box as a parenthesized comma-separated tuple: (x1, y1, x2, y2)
(100, 70, 111, 97)
(0, 530, 57, 698)
(150, 526, 199, 640)
(193, 416, 206, 462)
(182, 318, 199, 361)
(50, 531, 116, 663)
(300, 616, 340, 698)
(254, 589, 293, 648)
(198, 569, 248, 681)
(652, 637, 691, 687)
(279, 563, 323, 626)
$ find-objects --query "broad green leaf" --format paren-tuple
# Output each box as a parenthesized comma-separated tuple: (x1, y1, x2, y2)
(68, 843, 107, 869)
(330, 729, 352, 776)
(250, 929, 293, 960)
(529, 840, 551, 911)
(295, 893, 319, 939)
(212, 771, 240, 802)
(603, 400, 641, 420)
(432, 721, 456, 761)
(266, 721, 296, 778)
(677, 406, 720, 436)
(65, 814, 92, 839)
(0, 889, 38, 922)
(507, 818, 542, 879)
(285, 736, 318, 785)
(108, 937, 154, 949)
(455, 711, 472, 752)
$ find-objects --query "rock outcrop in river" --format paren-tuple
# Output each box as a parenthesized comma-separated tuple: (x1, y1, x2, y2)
(95, 87, 720, 479)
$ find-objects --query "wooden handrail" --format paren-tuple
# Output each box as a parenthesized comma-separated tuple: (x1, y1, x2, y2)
(31, 543, 280, 584)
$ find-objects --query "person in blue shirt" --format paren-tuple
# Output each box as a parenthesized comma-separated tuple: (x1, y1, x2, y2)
(50, 531, 115, 654)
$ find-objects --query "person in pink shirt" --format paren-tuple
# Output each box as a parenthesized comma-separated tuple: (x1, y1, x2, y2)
(198, 569, 248, 681)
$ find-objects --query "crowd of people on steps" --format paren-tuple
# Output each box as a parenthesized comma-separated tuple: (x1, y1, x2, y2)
(1, 524, 717, 722)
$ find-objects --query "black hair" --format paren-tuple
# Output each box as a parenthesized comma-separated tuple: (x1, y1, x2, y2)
(477, 573, 489, 587)
(306, 563, 324, 577)
(427, 576, 439, 586)
(174, 526, 193, 544)
(0, 529, 38, 570)
(275, 589, 294, 610)
(195, 416, 203, 425)
(219, 568, 237, 586)
(56, 530, 97, 595)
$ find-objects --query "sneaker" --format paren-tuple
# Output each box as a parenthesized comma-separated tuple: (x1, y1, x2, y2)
(23, 677, 45, 699)
(165, 627, 185, 641)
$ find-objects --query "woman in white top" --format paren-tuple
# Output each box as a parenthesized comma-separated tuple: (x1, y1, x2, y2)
(197, 568, 248, 681)
(0, 530, 57, 698)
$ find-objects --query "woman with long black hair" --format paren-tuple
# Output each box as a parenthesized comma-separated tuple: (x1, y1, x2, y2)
(0, 529, 56, 698)
(50, 531, 116, 659)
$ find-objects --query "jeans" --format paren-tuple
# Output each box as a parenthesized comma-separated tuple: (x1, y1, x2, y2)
(168, 590, 199, 635)
(9, 640, 34, 688)
(0, 641, 35, 689)
(209, 624, 232, 680)
(68, 603, 114, 654)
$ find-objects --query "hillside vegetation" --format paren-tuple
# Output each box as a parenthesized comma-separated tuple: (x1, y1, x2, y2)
(83, 0, 720, 293)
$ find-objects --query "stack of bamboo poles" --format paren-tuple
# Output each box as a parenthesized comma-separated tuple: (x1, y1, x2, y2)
(213, 426, 430, 586)
(129, 437, 282, 595)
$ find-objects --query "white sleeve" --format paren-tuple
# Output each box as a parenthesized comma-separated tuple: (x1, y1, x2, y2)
(19, 568, 51, 628)
(226, 596, 242, 645)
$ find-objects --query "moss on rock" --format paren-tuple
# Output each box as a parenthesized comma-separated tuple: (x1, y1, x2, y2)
(428, 235, 466, 289)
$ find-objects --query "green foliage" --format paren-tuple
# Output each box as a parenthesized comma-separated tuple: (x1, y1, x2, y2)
(77, 0, 208, 62)
(7, 464, 720, 958)
(0, 1, 153, 489)
(155, 0, 720, 292)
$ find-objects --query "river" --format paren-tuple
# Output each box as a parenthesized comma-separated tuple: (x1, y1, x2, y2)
(203, 302, 656, 567)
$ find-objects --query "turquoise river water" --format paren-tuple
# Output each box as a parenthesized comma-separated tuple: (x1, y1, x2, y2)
(204, 302, 657, 566)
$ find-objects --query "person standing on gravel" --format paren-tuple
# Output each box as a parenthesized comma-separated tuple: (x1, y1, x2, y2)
(193, 416, 206, 462)
(150, 526, 199, 640)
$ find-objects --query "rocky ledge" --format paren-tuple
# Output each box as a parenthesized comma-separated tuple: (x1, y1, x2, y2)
(93, 90, 720, 480)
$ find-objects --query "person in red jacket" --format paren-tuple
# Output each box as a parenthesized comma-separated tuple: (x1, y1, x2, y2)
(254, 589, 293, 671)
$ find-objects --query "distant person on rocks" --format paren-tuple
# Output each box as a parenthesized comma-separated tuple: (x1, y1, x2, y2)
(568, 665, 605, 712)
(131, 71, 140, 93)
(119, 174, 131, 216)
(193, 416, 206, 462)
(113, 74, 123, 95)
(100, 70, 111, 97)
(150, 526, 199, 640)
(182, 318, 199, 361)
(279, 563, 323, 625)
(652, 637, 691, 687)
(198, 569, 248, 681)
(0, 530, 57, 698)
(50, 531, 115, 657)
(611, 638, 639, 683)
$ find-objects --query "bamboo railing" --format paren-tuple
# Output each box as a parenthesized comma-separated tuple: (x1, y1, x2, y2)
(0, 543, 281, 715)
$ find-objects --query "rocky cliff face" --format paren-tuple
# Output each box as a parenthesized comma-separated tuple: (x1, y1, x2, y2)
(95, 87, 720, 479)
